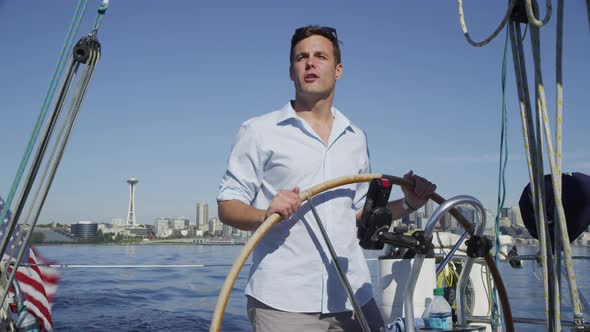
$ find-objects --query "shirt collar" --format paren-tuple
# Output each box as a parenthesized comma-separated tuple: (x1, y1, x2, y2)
(276, 101, 356, 134)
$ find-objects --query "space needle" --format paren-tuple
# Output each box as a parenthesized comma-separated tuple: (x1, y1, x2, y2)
(126, 177, 139, 227)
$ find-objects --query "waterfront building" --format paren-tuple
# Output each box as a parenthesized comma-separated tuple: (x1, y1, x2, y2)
(99, 224, 130, 238)
(415, 211, 425, 229)
(171, 217, 190, 229)
(170, 218, 186, 230)
(500, 217, 511, 228)
(127, 227, 149, 237)
(485, 209, 496, 231)
(438, 212, 451, 230)
(154, 218, 171, 238)
(196, 202, 208, 230)
(509, 207, 524, 227)
(424, 200, 434, 219)
(111, 217, 125, 226)
(221, 223, 232, 237)
(208, 217, 223, 235)
(501, 207, 510, 219)
(448, 206, 477, 232)
(71, 221, 98, 239)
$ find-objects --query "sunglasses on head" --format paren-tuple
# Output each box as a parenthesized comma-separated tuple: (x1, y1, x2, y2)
(295, 26, 338, 40)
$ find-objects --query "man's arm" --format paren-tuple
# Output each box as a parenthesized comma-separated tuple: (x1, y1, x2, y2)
(218, 200, 266, 231)
(355, 171, 436, 224)
(218, 187, 302, 232)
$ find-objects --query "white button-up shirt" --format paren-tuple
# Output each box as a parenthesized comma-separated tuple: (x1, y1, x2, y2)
(217, 102, 372, 313)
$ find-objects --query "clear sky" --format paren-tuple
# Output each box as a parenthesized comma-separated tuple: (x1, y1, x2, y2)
(1, 1, 588, 225)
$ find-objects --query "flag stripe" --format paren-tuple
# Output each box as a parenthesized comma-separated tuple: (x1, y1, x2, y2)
(18, 250, 56, 331)
(41, 274, 60, 285)
(15, 271, 50, 305)
(17, 282, 53, 330)
(2, 199, 58, 332)
(8, 248, 59, 332)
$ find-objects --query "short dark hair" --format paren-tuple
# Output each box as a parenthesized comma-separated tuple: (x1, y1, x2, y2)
(290, 26, 341, 65)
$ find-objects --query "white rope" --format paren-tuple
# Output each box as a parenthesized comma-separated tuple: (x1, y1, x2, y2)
(508, 21, 552, 329)
(526, 0, 552, 27)
(457, 0, 517, 47)
(530, 21, 583, 319)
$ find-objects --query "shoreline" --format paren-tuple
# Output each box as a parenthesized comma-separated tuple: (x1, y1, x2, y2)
(34, 241, 590, 247)
(35, 240, 248, 246)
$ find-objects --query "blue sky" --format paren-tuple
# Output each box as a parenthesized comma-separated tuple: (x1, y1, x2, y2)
(1, 1, 588, 225)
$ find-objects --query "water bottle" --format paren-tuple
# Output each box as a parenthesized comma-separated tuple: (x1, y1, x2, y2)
(428, 288, 452, 329)
(421, 297, 432, 328)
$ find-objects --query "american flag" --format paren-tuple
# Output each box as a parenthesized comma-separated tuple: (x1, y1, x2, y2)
(1, 196, 59, 332)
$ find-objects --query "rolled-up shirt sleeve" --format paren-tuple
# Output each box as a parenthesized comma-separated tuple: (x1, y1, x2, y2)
(352, 132, 371, 212)
(217, 121, 265, 205)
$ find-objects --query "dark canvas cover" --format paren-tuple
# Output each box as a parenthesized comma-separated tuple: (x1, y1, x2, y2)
(519, 172, 590, 245)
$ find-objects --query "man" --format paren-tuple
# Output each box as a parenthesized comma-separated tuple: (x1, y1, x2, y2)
(217, 26, 436, 331)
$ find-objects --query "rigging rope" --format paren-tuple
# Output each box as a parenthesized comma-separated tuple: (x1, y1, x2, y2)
(0, 44, 102, 310)
(457, 0, 517, 47)
(0, 0, 109, 311)
(508, 20, 554, 330)
(525, 0, 552, 27)
(490, 27, 511, 332)
(459, 1, 585, 328)
(0, 0, 88, 234)
(553, 0, 564, 326)
(91, 0, 109, 35)
(529, 11, 583, 322)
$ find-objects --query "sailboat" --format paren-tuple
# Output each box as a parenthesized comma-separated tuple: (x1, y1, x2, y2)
(1, 1, 589, 331)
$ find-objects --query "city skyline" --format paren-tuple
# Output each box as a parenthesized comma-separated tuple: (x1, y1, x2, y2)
(56, 200, 526, 230)
(86, 175, 528, 228)
(0, 2, 588, 225)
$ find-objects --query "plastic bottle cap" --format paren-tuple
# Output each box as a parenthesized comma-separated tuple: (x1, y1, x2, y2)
(433, 288, 445, 296)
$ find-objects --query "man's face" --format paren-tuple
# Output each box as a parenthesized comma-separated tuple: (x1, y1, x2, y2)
(290, 35, 342, 99)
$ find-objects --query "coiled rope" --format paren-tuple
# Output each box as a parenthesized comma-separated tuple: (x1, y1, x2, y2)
(457, 0, 517, 47)
(525, 0, 552, 27)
